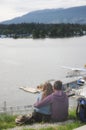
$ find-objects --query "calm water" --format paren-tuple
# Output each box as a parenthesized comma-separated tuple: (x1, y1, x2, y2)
(0, 36, 86, 107)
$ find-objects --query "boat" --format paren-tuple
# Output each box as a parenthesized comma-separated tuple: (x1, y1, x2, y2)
(62, 64, 86, 78)
(19, 86, 41, 93)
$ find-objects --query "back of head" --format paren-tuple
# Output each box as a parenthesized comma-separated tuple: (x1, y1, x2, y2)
(42, 82, 53, 99)
(53, 80, 62, 90)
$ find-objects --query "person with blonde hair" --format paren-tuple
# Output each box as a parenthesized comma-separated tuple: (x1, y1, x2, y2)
(33, 82, 53, 122)
(37, 82, 53, 101)
(15, 82, 53, 124)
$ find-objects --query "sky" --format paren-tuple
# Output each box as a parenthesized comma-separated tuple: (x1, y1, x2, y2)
(0, 0, 86, 22)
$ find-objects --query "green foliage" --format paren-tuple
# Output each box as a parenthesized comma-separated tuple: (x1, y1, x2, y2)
(0, 23, 86, 38)
(0, 110, 85, 130)
(39, 127, 55, 130)
(22, 122, 84, 130)
(56, 121, 84, 130)
(68, 109, 76, 119)
(0, 114, 16, 129)
(23, 129, 35, 130)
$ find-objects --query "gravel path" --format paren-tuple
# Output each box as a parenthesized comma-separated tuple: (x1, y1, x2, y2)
(6, 120, 74, 130)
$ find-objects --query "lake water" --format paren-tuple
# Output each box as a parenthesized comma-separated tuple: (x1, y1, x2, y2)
(0, 36, 86, 107)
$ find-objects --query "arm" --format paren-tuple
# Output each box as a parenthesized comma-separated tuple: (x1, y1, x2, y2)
(34, 94, 52, 108)
(36, 92, 42, 102)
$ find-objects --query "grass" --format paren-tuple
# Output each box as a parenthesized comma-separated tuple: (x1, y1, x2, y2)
(0, 109, 85, 130)
(68, 108, 76, 119)
(0, 113, 16, 129)
(22, 109, 85, 130)
(22, 121, 85, 130)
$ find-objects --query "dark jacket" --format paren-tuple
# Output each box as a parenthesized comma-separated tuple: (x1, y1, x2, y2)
(34, 91, 69, 122)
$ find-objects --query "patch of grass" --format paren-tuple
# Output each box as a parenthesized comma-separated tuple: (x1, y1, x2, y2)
(55, 121, 83, 130)
(23, 129, 35, 130)
(68, 109, 76, 119)
(0, 113, 16, 129)
(22, 121, 85, 130)
(22, 109, 85, 130)
(39, 127, 56, 130)
(22, 128, 56, 130)
(0, 109, 85, 130)
(22, 122, 85, 130)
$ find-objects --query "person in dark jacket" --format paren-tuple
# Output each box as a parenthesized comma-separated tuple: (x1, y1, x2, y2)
(34, 80, 69, 122)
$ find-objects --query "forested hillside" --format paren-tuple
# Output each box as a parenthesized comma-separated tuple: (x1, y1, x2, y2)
(0, 23, 86, 38)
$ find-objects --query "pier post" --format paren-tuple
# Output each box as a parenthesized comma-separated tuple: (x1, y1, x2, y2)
(3, 101, 7, 114)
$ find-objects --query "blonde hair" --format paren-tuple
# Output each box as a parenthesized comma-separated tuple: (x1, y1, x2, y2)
(41, 82, 53, 100)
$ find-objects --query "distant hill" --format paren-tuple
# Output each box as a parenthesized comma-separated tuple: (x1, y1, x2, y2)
(1, 6, 86, 24)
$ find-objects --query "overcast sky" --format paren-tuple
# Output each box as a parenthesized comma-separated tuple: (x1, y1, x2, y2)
(0, 0, 86, 22)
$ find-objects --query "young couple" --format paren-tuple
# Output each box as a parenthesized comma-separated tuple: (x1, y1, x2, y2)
(16, 80, 69, 124)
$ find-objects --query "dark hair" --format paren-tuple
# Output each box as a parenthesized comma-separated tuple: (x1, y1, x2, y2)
(54, 80, 62, 90)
